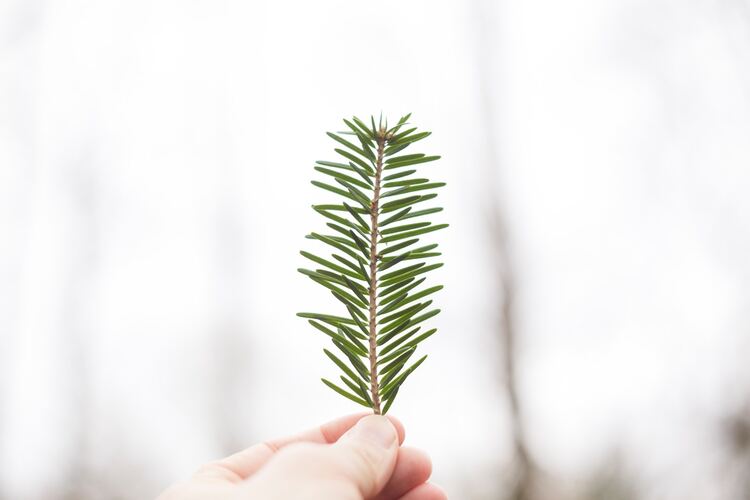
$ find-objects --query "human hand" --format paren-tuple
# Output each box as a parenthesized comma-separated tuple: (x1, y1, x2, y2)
(157, 413, 446, 500)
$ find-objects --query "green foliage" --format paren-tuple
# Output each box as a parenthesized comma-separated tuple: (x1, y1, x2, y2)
(298, 113, 446, 414)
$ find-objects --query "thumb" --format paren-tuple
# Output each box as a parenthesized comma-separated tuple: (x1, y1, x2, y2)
(244, 415, 399, 499)
(332, 415, 400, 495)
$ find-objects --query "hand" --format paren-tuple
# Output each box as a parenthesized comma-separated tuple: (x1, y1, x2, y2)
(157, 413, 446, 500)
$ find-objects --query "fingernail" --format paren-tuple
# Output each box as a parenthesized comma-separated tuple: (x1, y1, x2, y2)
(345, 415, 397, 449)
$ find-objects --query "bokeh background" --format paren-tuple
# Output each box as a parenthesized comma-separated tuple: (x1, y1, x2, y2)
(2, 0, 750, 498)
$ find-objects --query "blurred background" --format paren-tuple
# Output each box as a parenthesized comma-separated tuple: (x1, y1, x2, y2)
(2, 0, 750, 498)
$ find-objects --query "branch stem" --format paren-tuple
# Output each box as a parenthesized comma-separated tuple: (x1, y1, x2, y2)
(368, 133, 387, 414)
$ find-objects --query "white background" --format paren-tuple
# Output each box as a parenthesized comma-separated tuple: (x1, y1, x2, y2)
(2, 0, 750, 499)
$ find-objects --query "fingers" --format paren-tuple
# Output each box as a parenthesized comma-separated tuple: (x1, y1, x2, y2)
(195, 413, 405, 482)
(374, 447, 432, 500)
(397, 483, 448, 500)
(186, 415, 441, 500)
(242, 415, 400, 499)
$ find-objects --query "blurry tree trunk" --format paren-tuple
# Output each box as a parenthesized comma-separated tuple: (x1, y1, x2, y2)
(488, 210, 536, 500)
(474, 1, 538, 499)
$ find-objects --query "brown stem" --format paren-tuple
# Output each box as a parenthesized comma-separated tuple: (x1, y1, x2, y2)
(368, 132, 387, 414)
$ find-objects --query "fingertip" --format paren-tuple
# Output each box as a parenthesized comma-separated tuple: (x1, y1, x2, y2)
(396, 446, 432, 482)
(428, 483, 448, 500)
(384, 414, 406, 444)
(412, 447, 433, 478)
(374, 446, 433, 500)
(400, 482, 448, 500)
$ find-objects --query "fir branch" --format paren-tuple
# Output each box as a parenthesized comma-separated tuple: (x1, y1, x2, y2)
(298, 114, 446, 414)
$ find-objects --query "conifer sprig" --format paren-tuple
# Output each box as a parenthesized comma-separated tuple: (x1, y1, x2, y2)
(298, 113, 446, 414)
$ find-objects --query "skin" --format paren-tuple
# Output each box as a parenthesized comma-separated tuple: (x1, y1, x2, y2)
(157, 414, 447, 500)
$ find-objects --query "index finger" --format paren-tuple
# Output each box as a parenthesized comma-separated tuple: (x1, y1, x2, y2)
(196, 413, 405, 482)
